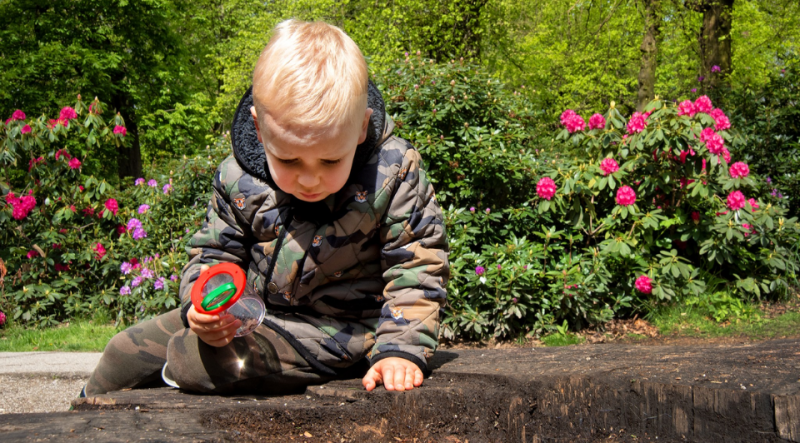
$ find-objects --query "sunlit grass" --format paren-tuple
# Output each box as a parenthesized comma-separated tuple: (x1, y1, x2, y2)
(541, 332, 584, 347)
(648, 302, 800, 340)
(0, 319, 120, 352)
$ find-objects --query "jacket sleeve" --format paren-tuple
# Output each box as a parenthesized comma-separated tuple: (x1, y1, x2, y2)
(369, 145, 449, 373)
(178, 156, 254, 327)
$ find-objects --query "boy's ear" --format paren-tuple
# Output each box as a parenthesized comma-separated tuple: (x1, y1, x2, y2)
(357, 108, 374, 145)
(250, 106, 264, 144)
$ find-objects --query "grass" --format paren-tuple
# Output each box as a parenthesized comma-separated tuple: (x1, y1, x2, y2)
(541, 332, 585, 347)
(0, 319, 120, 352)
(647, 300, 800, 340)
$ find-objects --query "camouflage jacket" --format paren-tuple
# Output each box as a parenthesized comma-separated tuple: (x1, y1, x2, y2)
(178, 84, 449, 375)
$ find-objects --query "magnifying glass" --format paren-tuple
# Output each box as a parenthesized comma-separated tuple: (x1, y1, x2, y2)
(190, 263, 265, 337)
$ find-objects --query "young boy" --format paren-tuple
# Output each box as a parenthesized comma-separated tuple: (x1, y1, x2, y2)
(83, 19, 449, 396)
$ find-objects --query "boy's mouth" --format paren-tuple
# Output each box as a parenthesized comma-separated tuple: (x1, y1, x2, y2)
(299, 192, 323, 200)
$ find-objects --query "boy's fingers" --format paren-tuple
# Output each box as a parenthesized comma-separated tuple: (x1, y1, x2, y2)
(362, 368, 382, 391)
(404, 367, 415, 389)
(414, 369, 424, 387)
(393, 366, 407, 391)
(383, 366, 395, 390)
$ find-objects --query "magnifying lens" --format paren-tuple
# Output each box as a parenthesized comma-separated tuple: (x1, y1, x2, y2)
(190, 263, 265, 337)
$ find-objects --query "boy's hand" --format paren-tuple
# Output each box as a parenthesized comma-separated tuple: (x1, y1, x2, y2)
(186, 265, 241, 347)
(362, 357, 424, 392)
(187, 306, 241, 347)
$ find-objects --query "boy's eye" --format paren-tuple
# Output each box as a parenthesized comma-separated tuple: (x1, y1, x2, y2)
(322, 159, 341, 165)
(277, 158, 297, 165)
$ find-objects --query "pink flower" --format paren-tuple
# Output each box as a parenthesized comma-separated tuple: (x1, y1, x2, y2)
(92, 243, 106, 260)
(699, 127, 716, 143)
(742, 223, 752, 237)
(691, 211, 701, 223)
(104, 198, 119, 216)
(564, 114, 586, 133)
(83, 207, 95, 217)
(536, 177, 557, 200)
(704, 132, 725, 155)
(7, 191, 36, 220)
(11, 109, 26, 121)
(113, 125, 127, 136)
(28, 156, 44, 171)
(748, 198, 759, 210)
(21, 124, 31, 134)
(147, 179, 157, 187)
(68, 158, 81, 169)
(135, 178, 145, 186)
(162, 184, 172, 194)
(720, 146, 731, 164)
(626, 112, 647, 134)
(560, 109, 577, 126)
(27, 250, 39, 259)
(694, 95, 713, 113)
(726, 190, 746, 211)
(588, 113, 606, 130)
(677, 100, 696, 117)
(635, 275, 652, 294)
(55, 263, 70, 272)
(475, 266, 485, 276)
(709, 108, 731, 131)
(55, 149, 71, 161)
(469, 207, 475, 213)
(616, 186, 636, 206)
(711, 65, 721, 73)
(600, 158, 619, 176)
(485, 207, 491, 214)
(0, 311, 6, 326)
(729, 162, 749, 178)
(59, 106, 77, 121)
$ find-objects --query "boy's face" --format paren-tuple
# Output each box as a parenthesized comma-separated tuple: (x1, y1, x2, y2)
(251, 106, 373, 202)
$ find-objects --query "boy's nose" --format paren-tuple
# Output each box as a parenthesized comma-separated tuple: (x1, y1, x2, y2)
(296, 171, 320, 189)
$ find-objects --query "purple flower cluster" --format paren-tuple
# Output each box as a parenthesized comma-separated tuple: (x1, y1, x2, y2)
(138, 204, 150, 214)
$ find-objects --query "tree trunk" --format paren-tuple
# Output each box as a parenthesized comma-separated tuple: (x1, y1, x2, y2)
(117, 114, 143, 180)
(636, 0, 662, 112)
(695, 0, 734, 91)
(111, 92, 143, 180)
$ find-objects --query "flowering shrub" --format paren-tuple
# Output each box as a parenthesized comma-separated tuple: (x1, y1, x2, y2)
(1, 98, 227, 327)
(381, 55, 798, 341)
(716, 61, 799, 218)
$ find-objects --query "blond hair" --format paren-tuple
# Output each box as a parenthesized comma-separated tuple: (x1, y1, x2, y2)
(252, 20, 369, 134)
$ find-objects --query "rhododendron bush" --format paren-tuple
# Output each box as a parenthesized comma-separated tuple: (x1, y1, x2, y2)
(380, 55, 799, 340)
(0, 97, 226, 327)
(547, 96, 798, 303)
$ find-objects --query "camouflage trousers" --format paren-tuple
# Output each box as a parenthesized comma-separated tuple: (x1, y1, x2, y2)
(85, 308, 358, 395)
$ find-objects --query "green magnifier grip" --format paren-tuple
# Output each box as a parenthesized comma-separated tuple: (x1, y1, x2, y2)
(201, 282, 237, 311)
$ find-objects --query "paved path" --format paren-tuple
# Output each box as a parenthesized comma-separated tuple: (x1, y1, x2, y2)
(0, 352, 101, 377)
